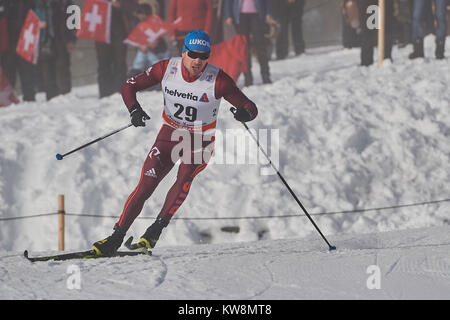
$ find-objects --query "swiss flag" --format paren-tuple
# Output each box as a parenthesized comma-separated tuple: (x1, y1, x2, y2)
(0, 69, 20, 107)
(16, 10, 40, 64)
(124, 15, 180, 47)
(209, 35, 248, 83)
(76, 0, 111, 43)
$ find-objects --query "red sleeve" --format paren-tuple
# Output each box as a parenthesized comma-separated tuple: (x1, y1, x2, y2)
(168, 0, 177, 23)
(215, 69, 258, 120)
(120, 59, 169, 111)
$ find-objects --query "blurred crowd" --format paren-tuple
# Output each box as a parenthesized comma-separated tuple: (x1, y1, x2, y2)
(342, 0, 449, 66)
(0, 0, 76, 102)
(0, 0, 449, 102)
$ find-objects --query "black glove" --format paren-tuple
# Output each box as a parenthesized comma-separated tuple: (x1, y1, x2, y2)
(129, 103, 150, 127)
(232, 107, 252, 122)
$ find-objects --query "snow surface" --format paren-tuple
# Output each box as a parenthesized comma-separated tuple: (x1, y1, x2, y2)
(0, 35, 449, 299)
(1, 226, 449, 299)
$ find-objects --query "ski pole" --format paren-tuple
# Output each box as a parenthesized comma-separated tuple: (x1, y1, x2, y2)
(230, 107, 336, 251)
(56, 123, 133, 160)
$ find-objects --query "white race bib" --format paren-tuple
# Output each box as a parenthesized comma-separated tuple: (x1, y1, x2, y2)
(161, 57, 221, 132)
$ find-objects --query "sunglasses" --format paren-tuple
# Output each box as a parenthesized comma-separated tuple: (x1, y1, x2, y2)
(185, 47, 210, 60)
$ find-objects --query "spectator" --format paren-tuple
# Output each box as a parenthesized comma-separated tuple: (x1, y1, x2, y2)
(168, 0, 214, 53)
(35, 0, 76, 101)
(224, 0, 273, 85)
(394, 0, 413, 48)
(211, 0, 225, 44)
(51, 0, 76, 96)
(409, 0, 447, 59)
(0, 1, 7, 59)
(95, 0, 139, 98)
(272, 0, 305, 60)
(358, 0, 394, 66)
(2, 0, 36, 101)
(341, 0, 361, 49)
(138, 0, 163, 16)
(128, 3, 171, 78)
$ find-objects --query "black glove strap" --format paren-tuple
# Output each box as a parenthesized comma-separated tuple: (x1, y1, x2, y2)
(129, 103, 142, 115)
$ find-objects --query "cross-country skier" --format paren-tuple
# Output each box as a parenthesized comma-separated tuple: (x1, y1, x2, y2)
(92, 30, 258, 255)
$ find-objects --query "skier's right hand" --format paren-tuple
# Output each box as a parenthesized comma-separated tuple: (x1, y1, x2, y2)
(129, 103, 150, 127)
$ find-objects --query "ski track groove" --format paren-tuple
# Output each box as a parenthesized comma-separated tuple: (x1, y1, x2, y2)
(385, 257, 402, 278)
(151, 255, 169, 289)
(248, 259, 276, 300)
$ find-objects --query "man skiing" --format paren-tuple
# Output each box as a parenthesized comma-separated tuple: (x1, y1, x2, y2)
(92, 30, 258, 255)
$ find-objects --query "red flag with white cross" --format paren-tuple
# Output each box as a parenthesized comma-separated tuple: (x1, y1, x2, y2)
(15, 10, 40, 64)
(0, 69, 20, 107)
(76, 0, 112, 43)
(124, 15, 180, 47)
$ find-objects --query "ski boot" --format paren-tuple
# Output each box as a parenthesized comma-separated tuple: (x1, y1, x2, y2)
(409, 38, 424, 59)
(139, 217, 168, 249)
(92, 227, 126, 256)
(435, 40, 445, 60)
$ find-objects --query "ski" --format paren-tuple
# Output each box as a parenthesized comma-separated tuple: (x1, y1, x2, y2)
(23, 249, 149, 262)
(124, 236, 152, 255)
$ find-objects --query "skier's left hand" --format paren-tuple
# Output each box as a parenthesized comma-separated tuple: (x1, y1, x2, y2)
(232, 107, 252, 122)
